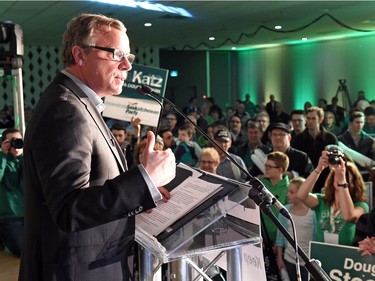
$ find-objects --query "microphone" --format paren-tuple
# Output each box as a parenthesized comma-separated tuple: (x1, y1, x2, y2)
(136, 85, 156, 96)
(136, 85, 164, 135)
(136, 84, 291, 219)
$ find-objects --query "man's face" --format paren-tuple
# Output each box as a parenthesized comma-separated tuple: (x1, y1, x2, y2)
(237, 103, 245, 114)
(112, 129, 126, 146)
(306, 111, 322, 131)
(81, 27, 132, 97)
(247, 127, 261, 145)
(230, 116, 242, 133)
(366, 114, 375, 128)
(214, 139, 231, 154)
(207, 126, 215, 139)
(270, 129, 291, 151)
(161, 131, 174, 148)
(166, 114, 177, 129)
(291, 114, 305, 132)
(350, 116, 365, 133)
(256, 116, 269, 131)
(226, 108, 235, 120)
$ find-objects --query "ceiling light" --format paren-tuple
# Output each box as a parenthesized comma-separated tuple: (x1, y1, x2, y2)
(144, 23, 152, 27)
(231, 47, 237, 50)
(91, 0, 193, 18)
(209, 37, 215, 41)
(302, 37, 308, 41)
(274, 25, 282, 30)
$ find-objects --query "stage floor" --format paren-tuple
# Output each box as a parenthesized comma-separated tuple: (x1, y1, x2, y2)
(0, 250, 19, 281)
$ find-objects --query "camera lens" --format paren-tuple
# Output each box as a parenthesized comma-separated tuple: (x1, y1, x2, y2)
(328, 154, 340, 165)
(10, 138, 23, 149)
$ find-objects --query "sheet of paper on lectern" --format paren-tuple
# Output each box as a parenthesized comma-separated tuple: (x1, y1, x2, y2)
(136, 176, 223, 237)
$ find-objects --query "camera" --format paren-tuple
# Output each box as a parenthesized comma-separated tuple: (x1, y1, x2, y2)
(327, 148, 344, 165)
(10, 138, 23, 149)
(338, 79, 346, 85)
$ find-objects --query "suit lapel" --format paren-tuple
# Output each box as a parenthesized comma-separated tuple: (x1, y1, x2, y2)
(55, 73, 127, 172)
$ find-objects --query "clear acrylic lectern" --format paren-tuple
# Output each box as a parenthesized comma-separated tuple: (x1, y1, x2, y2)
(135, 165, 261, 281)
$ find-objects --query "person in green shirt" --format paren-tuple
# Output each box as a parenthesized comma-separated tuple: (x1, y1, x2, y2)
(297, 146, 368, 246)
(260, 151, 290, 243)
(0, 128, 24, 257)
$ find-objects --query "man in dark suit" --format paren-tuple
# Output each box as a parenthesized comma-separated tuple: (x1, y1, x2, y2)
(268, 122, 314, 179)
(292, 106, 337, 192)
(19, 14, 176, 281)
(266, 94, 278, 123)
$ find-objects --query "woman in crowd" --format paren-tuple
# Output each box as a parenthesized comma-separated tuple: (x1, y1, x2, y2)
(323, 110, 342, 136)
(297, 146, 368, 245)
(198, 147, 220, 174)
(197, 147, 226, 281)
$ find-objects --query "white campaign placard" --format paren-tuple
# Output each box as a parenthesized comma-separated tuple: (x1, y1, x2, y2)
(103, 95, 161, 127)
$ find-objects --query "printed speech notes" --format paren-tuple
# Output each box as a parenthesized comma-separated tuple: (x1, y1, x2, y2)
(136, 176, 222, 236)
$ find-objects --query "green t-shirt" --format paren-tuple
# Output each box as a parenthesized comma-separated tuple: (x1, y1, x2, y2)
(260, 175, 290, 243)
(313, 193, 369, 246)
(0, 152, 24, 219)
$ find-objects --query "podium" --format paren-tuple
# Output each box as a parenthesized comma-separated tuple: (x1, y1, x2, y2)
(135, 165, 262, 281)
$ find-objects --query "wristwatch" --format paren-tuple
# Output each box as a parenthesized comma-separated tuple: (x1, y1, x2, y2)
(337, 183, 348, 188)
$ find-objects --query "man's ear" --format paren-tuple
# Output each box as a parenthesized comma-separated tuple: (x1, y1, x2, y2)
(71, 45, 85, 66)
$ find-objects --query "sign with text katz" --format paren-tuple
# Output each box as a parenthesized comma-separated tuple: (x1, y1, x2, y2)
(103, 64, 168, 127)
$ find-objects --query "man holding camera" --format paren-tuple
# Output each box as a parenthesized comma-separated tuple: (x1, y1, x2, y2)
(292, 106, 338, 192)
(0, 128, 24, 257)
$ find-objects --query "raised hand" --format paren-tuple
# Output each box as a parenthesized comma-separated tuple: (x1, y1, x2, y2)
(141, 131, 176, 187)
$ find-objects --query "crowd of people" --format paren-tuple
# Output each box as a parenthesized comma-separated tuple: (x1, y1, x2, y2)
(129, 91, 373, 280)
(2, 90, 373, 280)
(0, 12, 374, 281)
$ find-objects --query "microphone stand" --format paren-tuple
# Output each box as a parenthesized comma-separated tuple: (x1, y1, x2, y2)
(136, 85, 332, 281)
(249, 184, 331, 281)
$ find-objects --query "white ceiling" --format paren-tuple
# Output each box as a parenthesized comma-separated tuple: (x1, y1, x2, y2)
(1, 1, 375, 50)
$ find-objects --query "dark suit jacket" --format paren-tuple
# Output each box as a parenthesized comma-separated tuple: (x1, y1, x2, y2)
(19, 73, 156, 281)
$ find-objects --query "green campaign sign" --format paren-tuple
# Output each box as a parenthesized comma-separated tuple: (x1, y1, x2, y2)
(103, 64, 169, 127)
(310, 241, 375, 281)
(121, 64, 168, 98)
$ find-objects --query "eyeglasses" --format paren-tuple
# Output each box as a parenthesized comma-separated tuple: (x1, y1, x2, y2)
(264, 164, 279, 170)
(292, 119, 303, 123)
(84, 45, 135, 64)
